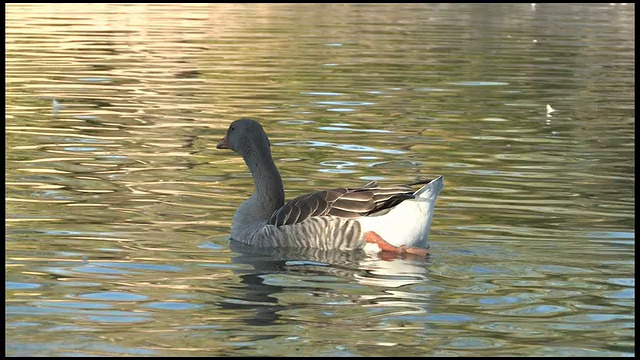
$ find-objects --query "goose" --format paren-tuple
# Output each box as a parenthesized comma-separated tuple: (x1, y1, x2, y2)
(216, 118, 444, 256)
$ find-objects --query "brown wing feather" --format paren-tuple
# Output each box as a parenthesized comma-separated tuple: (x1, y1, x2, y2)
(268, 178, 435, 227)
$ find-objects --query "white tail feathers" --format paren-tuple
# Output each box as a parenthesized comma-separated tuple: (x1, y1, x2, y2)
(358, 175, 444, 248)
(414, 176, 445, 199)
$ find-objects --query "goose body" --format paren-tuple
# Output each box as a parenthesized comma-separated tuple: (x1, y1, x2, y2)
(217, 118, 444, 256)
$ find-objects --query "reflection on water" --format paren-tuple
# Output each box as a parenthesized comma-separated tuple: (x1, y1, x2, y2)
(6, 3, 634, 357)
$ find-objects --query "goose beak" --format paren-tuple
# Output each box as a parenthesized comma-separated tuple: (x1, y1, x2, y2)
(216, 136, 229, 149)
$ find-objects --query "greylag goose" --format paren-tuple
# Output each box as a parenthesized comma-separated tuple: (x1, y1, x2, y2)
(217, 118, 444, 256)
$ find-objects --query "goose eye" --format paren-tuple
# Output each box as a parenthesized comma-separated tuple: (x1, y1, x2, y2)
(231, 126, 235, 131)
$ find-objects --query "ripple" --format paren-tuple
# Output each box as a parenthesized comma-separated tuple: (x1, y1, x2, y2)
(443, 337, 503, 350)
(78, 77, 112, 83)
(318, 126, 391, 133)
(414, 87, 455, 92)
(602, 288, 634, 299)
(93, 262, 182, 272)
(369, 160, 424, 169)
(318, 168, 356, 174)
(277, 119, 316, 125)
(319, 160, 357, 167)
(86, 315, 150, 323)
(426, 313, 475, 323)
(326, 108, 355, 112)
(279, 140, 406, 154)
(301, 91, 343, 96)
(30, 301, 112, 309)
(449, 81, 509, 86)
(6, 281, 41, 290)
(144, 302, 202, 310)
(606, 278, 634, 287)
(494, 304, 572, 317)
(77, 291, 148, 302)
(478, 296, 523, 305)
(335, 144, 405, 155)
(316, 101, 374, 106)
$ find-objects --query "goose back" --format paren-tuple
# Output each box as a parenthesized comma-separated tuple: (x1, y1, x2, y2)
(267, 179, 435, 227)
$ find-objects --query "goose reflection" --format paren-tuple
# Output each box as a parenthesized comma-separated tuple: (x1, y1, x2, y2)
(217, 240, 432, 328)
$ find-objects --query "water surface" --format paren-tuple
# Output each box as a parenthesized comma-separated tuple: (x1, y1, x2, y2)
(5, 3, 634, 357)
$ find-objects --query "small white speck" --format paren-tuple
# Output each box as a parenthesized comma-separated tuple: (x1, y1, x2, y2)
(533, 39, 538, 43)
(546, 104, 556, 113)
(52, 99, 63, 115)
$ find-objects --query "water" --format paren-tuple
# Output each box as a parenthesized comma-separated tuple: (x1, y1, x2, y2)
(5, 3, 634, 356)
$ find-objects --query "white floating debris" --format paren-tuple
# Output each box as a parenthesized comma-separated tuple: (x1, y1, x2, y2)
(533, 39, 538, 43)
(52, 98, 62, 114)
(546, 104, 556, 114)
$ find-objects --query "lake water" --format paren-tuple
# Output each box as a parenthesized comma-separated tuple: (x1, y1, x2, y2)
(5, 3, 634, 357)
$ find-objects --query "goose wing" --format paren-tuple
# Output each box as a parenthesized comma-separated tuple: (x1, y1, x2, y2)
(268, 179, 434, 227)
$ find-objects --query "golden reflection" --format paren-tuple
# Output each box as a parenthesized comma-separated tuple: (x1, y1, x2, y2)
(12, 144, 122, 150)
(17, 157, 91, 163)
(74, 190, 115, 193)
(78, 163, 120, 168)
(5, 182, 65, 189)
(6, 197, 73, 203)
(65, 204, 110, 207)
(10, 257, 96, 262)
(8, 293, 42, 297)
(15, 168, 70, 174)
(5, 218, 62, 222)
(6, 130, 124, 140)
(72, 126, 122, 131)
(66, 236, 133, 242)
(6, 126, 75, 132)
(95, 166, 189, 174)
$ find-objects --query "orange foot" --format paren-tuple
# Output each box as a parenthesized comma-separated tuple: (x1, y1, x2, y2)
(364, 231, 430, 259)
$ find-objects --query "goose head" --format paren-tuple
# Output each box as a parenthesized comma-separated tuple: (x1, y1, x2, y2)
(217, 118, 271, 157)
